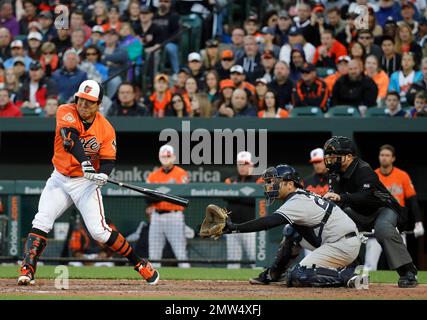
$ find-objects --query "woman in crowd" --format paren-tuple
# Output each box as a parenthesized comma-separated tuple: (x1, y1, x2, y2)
(39, 42, 59, 77)
(165, 93, 190, 118)
(124, 0, 142, 35)
(88, 0, 109, 27)
(214, 79, 235, 117)
(395, 22, 422, 65)
(205, 70, 220, 105)
(201, 39, 221, 70)
(5, 68, 21, 103)
(289, 48, 306, 82)
(254, 78, 269, 111)
(184, 76, 212, 117)
(258, 89, 289, 118)
(365, 54, 390, 102)
(349, 41, 367, 65)
(82, 45, 109, 82)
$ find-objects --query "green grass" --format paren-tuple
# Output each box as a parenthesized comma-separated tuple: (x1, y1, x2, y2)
(0, 265, 426, 283)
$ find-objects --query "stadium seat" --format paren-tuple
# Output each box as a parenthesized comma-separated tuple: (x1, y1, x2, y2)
(316, 67, 336, 78)
(180, 14, 203, 57)
(290, 106, 324, 117)
(325, 105, 361, 118)
(20, 107, 43, 117)
(364, 107, 388, 117)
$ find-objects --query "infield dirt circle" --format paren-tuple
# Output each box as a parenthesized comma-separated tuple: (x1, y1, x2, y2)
(1, 279, 427, 299)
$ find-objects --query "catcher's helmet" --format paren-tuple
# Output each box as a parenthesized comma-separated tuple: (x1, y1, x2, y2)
(323, 136, 356, 172)
(262, 164, 302, 206)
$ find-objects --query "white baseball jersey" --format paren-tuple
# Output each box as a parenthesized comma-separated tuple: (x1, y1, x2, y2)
(275, 189, 358, 246)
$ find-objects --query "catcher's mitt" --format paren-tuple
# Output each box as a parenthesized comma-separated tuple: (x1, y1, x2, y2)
(199, 204, 231, 239)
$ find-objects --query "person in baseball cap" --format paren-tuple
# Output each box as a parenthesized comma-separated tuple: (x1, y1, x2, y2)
(75, 79, 103, 103)
(188, 52, 202, 63)
(302, 148, 329, 196)
(159, 144, 176, 167)
(230, 64, 244, 74)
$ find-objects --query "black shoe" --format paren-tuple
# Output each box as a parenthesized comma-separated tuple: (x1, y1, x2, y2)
(398, 271, 418, 288)
(249, 268, 273, 285)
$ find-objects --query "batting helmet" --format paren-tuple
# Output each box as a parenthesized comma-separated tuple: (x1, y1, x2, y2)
(74, 80, 104, 103)
(262, 164, 302, 206)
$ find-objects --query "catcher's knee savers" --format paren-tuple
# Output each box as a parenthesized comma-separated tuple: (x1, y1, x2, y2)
(286, 264, 356, 288)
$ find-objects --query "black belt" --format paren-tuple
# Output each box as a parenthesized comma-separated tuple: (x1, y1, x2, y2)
(344, 231, 357, 239)
(157, 210, 175, 214)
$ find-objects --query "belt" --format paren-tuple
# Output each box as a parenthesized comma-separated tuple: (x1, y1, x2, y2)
(344, 231, 357, 239)
(156, 210, 176, 214)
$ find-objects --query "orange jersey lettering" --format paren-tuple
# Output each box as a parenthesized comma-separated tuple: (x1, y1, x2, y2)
(146, 165, 189, 211)
(52, 104, 116, 177)
(375, 167, 416, 207)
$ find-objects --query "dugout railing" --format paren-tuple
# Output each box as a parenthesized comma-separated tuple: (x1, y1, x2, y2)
(0, 181, 283, 268)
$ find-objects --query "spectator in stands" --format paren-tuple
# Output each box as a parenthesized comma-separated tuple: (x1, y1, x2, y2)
(165, 93, 189, 117)
(269, 61, 294, 109)
(385, 91, 407, 117)
(368, 8, 383, 41)
(80, 45, 108, 83)
(119, 22, 143, 67)
(398, 3, 418, 34)
(153, 0, 180, 75)
(349, 41, 367, 65)
(357, 30, 382, 61)
(395, 22, 422, 65)
(0, 1, 19, 36)
(4, 68, 20, 102)
(27, 20, 42, 34)
(52, 49, 87, 103)
(243, 15, 262, 42)
(383, 16, 399, 40)
(365, 55, 390, 101)
(186, 52, 206, 92)
(70, 10, 92, 42)
(149, 73, 172, 118)
(124, 0, 142, 34)
(303, 148, 329, 197)
(216, 49, 234, 81)
(229, 64, 256, 97)
(43, 97, 58, 118)
(102, 28, 128, 98)
(255, 78, 268, 111)
(139, 6, 162, 55)
(52, 28, 72, 60)
(15, 60, 57, 109)
(407, 90, 427, 118)
(184, 76, 211, 118)
(263, 10, 279, 30)
(376, 0, 402, 27)
(419, 18, 427, 56)
(107, 81, 149, 117)
(171, 67, 190, 95)
(280, 26, 316, 65)
(332, 59, 378, 108)
(205, 70, 220, 104)
(223, 151, 260, 269)
(0, 62, 4, 87)
(0, 27, 11, 60)
(4, 40, 32, 70)
(70, 29, 87, 61)
(258, 89, 288, 118)
(313, 29, 347, 68)
(325, 7, 346, 45)
(259, 27, 280, 59)
(407, 58, 427, 105)
(0, 88, 21, 117)
(214, 79, 235, 117)
(226, 28, 245, 62)
(294, 1, 321, 47)
(201, 39, 220, 70)
(289, 48, 306, 82)
(13, 57, 27, 83)
(85, 25, 105, 50)
(276, 10, 292, 46)
(380, 35, 402, 76)
(39, 42, 59, 77)
(230, 88, 257, 117)
(102, 6, 121, 34)
(291, 63, 329, 112)
(88, 0, 109, 27)
(236, 36, 264, 84)
(19, 0, 37, 36)
(27, 31, 43, 61)
(388, 52, 422, 105)
(38, 11, 56, 42)
(259, 50, 276, 83)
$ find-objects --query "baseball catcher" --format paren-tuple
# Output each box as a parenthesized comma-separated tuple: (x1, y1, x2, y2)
(200, 164, 365, 288)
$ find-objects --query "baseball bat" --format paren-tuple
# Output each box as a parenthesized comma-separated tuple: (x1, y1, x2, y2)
(107, 179, 189, 207)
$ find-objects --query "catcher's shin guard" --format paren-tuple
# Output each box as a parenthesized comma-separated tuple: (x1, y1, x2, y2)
(18, 230, 48, 285)
(270, 225, 302, 280)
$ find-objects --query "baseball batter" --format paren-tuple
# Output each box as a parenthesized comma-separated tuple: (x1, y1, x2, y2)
(224, 165, 363, 288)
(18, 80, 159, 286)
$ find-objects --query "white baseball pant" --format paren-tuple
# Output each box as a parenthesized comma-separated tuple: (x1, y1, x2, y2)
(32, 170, 112, 243)
(226, 232, 256, 269)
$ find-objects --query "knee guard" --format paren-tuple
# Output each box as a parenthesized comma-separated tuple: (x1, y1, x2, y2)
(287, 264, 354, 288)
(270, 225, 302, 280)
(22, 231, 48, 273)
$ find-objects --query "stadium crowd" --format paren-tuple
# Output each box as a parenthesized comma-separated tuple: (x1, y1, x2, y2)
(1, 0, 427, 118)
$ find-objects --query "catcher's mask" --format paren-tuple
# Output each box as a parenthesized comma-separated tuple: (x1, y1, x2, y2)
(262, 164, 302, 206)
(323, 136, 356, 173)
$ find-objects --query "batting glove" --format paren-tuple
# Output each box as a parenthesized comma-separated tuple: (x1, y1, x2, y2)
(413, 222, 424, 238)
(81, 161, 108, 186)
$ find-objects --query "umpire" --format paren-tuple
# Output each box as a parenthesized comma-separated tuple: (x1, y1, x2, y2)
(323, 136, 418, 288)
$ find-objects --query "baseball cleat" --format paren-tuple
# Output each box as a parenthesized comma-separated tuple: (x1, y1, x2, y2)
(135, 261, 159, 285)
(249, 268, 287, 285)
(398, 271, 418, 288)
(347, 274, 369, 289)
(17, 265, 35, 286)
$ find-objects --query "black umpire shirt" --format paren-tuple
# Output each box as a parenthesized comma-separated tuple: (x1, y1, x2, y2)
(330, 157, 403, 217)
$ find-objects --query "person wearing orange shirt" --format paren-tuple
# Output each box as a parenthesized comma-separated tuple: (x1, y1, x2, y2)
(17, 80, 159, 286)
(324, 55, 350, 94)
(146, 144, 190, 268)
(365, 55, 390, 101)
(313, 29, 347, 68)
(149, 73, 172, 117)
(364, 144, 424, 271)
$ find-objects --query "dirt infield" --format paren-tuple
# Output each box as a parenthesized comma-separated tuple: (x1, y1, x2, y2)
(1, 279, 427, 299)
